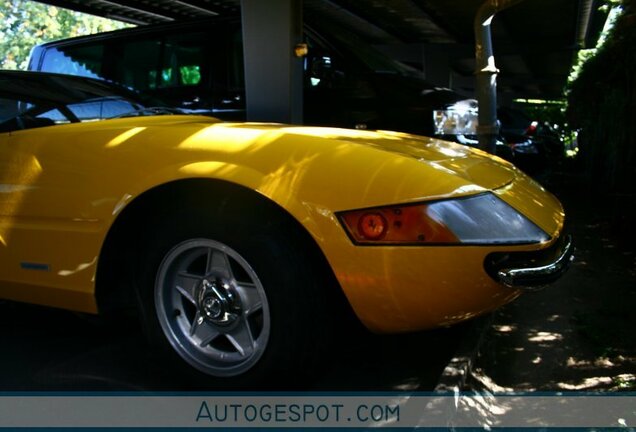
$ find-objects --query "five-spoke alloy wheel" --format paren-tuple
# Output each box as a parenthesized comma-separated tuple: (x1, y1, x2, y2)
(155, 239, 270, 377)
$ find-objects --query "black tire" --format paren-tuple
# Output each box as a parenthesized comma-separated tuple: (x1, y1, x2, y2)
(135, 195, 332, 388)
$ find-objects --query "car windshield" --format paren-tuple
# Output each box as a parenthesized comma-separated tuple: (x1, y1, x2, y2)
(0, 71, 175, 132)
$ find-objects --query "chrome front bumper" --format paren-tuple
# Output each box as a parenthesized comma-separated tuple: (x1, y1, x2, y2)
(486, 235, 574, 290)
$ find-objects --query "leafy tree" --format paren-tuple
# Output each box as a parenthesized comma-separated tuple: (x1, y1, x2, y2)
(0, 0, 130, 70)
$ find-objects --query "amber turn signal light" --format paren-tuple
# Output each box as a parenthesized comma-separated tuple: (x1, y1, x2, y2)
(357, 213, 387, 240)
(339, 204, 458, 244)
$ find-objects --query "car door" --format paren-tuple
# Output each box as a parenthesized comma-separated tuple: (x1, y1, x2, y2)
(0, 96, 98, 312)
(0, 106, 51, 301)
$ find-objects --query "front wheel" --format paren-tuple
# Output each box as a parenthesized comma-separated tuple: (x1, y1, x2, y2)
(155, 238, 270, 377)
(136, 201, 336, 387)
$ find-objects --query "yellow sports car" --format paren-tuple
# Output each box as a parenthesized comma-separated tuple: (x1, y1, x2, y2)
(0, 71, 572, 383)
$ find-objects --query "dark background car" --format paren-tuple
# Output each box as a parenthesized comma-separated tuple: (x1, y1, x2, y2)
(498, 107, 565, 181)
(27, 16, 554, 183)
(28, 17, 462, 137)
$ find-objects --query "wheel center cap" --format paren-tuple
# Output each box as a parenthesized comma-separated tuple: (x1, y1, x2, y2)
(202, 297, 223, 320)
(198, 278, 241, 326)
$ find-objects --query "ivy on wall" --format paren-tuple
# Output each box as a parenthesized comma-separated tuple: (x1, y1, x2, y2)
(567, 0, 636, 243)
(567, 0, 636, 193)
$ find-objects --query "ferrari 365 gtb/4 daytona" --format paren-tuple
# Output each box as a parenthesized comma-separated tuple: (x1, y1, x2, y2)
(0, 71, 573, 384)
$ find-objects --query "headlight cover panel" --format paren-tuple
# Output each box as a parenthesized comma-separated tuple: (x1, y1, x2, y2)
(338, 192, 550, 246)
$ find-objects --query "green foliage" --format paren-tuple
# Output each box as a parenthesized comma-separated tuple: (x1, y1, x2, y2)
(180, 65, 201, 86)
(0, 0, 130, 70)
(568, 49, 598, 84)
(567, 0, 636, 193)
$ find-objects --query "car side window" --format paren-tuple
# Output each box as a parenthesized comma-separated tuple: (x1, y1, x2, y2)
(0, 95, 142, 133)
(40, 44, 105, 80)
(111, 38, 162, 90)
(29, 106, 67, 124)
(65, 98, 141, 121)
(109, 33, 207, 92)
(159, 34, 205, 88)
(0, 97, 60, 133)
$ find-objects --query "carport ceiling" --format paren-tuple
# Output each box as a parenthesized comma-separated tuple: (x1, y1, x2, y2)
(33, 0, 608, 100)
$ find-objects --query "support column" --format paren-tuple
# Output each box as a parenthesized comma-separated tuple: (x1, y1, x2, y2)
(474, 0, 525, 154)
(241, 0, 303, 124)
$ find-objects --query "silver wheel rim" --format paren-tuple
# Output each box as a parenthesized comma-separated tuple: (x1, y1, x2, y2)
(155, 238, 270, 377)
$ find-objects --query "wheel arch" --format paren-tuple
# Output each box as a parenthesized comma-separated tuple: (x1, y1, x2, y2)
(95, 177, 349, 318)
